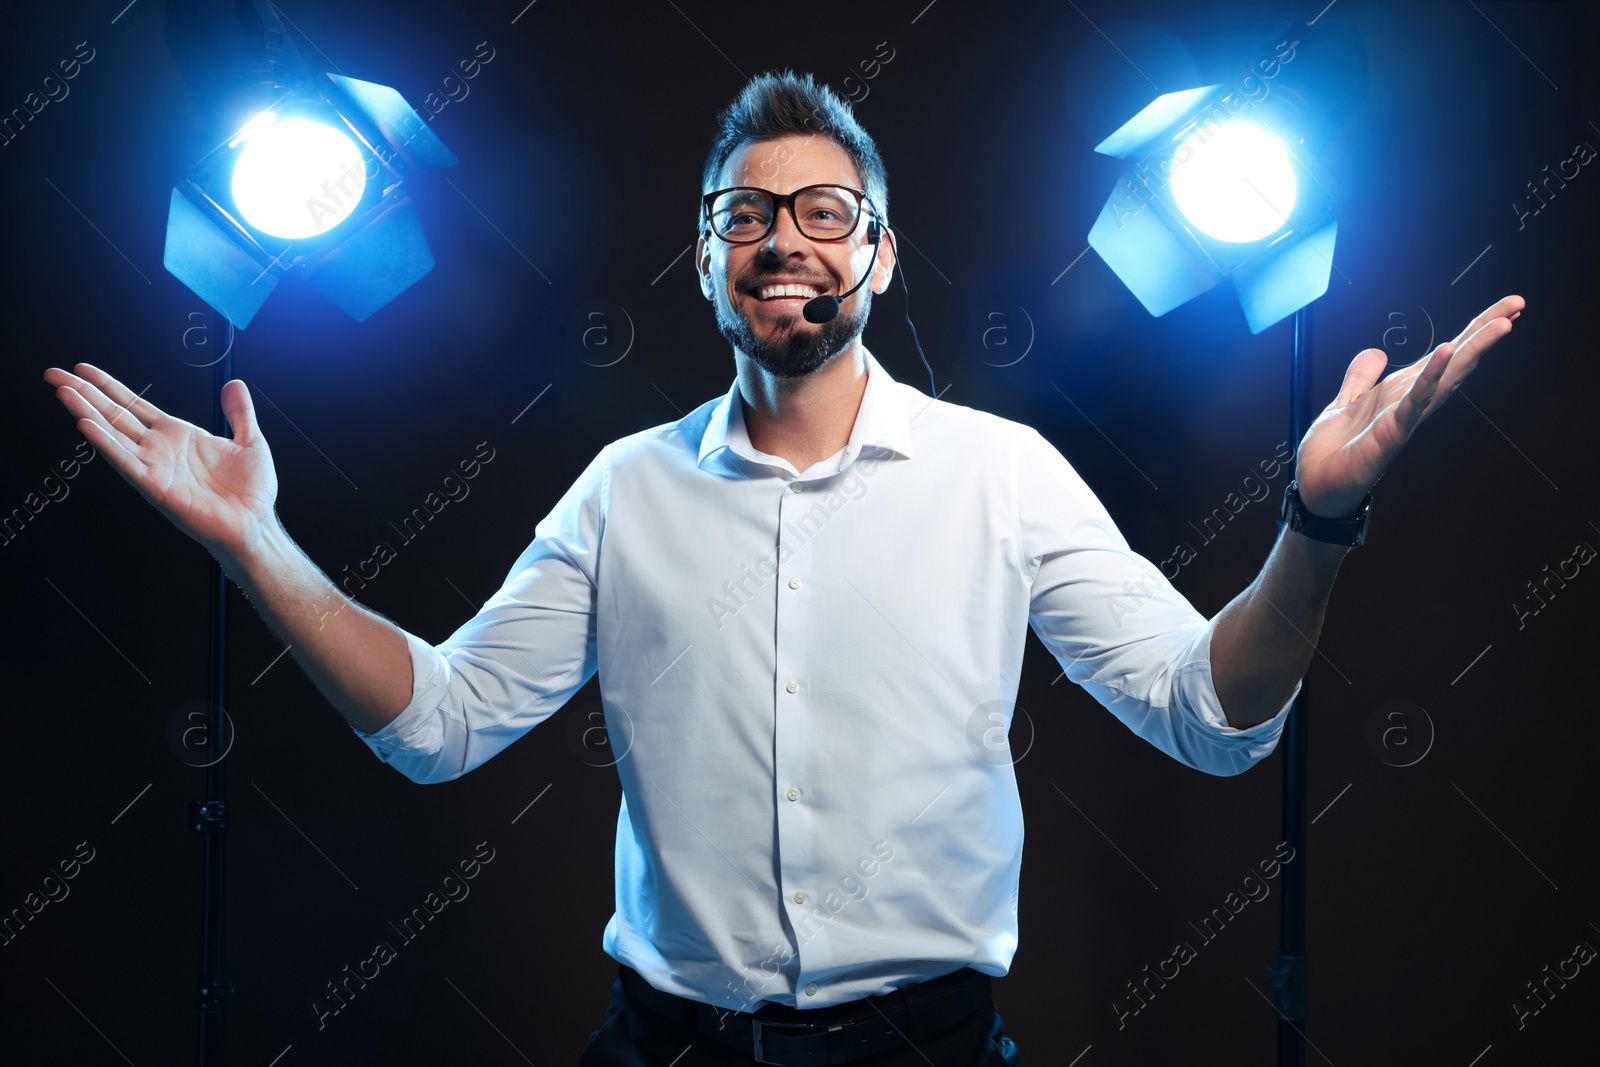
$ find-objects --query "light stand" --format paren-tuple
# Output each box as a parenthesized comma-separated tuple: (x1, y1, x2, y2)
(1267, 304, 1314, 1065)
(192, 330, 235, 1066)
(163, 3, 453, 1058)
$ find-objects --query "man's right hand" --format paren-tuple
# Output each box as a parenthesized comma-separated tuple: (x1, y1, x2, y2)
(42, 363, 279, 563)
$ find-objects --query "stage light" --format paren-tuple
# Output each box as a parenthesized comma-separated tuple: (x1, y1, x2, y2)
(230, 117, 367, 239)
(164, 73, 457, 328)
(1086, 57, 1339, 334)
(1169, 122, 1297, 244)
(1082, 21, 1369, 1065)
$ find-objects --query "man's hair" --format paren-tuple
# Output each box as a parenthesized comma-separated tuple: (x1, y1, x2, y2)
(699, 69, 889, 234)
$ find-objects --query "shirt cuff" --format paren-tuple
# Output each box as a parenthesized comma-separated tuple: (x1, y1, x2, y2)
(1171, 620, 1297, 773)
(349, 628, 455, 767)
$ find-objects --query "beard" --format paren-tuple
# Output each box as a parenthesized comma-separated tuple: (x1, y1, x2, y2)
(716, 285, 871, 379)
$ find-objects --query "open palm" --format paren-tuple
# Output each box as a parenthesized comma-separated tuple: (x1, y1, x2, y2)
(42, 363, 278, 558)
(1294, 294, 1524, 519)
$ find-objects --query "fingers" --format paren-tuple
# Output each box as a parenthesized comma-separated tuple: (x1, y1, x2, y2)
(1384, 296, 1520, 406)
(1420, 309, 1515, 405)
(71, 412, 147, 487)
(52, 383, 142, 455)
(219, 379, 262, 447)
(73, 363, 166, 425)
(1334, 348, 1388, 407)
(1453, 312, 1514, 366)
(1452, 294, 1524, 348)
(43, 363, 159, 440)
(1396, 343, 1454, 432)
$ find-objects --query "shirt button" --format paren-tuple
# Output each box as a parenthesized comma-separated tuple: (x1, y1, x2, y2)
(786, 787, 801, 801)
(790, 482, 803, 493)
(804, 982, 819, 996)
(788, 576, 802, 590)
(786, 680, 799, 694)
(793, 890, 807, 904)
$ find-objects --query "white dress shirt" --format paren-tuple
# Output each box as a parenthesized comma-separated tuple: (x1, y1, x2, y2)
(352, 345, 1295, 1011)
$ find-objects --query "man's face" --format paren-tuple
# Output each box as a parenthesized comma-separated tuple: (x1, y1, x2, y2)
(697, 134, 894, 378)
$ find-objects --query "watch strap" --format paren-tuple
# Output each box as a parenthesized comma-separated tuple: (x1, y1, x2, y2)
(1279, 479, 1371, 548)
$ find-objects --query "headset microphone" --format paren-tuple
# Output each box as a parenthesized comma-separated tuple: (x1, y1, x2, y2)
(802, 218, 881, 324)
(758, 212, 934, 396)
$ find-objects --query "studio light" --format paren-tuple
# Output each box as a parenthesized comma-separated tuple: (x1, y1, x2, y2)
(229, 116, 366, 239)
(1087, 79, 1336, 334)
(157, 6, 471, 1061)
(1080, 20, 1368, 1066)
(1169, 122, 1297, 244)
(164, 72, 457, 328)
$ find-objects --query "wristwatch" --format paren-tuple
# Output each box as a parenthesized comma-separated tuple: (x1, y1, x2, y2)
(1278, 479, 1372, 548)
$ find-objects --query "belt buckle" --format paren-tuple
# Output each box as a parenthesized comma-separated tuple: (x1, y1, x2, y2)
(752, 1017, 833, 1065)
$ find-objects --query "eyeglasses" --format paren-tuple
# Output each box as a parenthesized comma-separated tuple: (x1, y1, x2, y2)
(701, 183, 876, 243)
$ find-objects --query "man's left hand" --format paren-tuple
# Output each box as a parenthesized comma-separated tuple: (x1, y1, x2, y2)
(1294, 294, 1525, 519)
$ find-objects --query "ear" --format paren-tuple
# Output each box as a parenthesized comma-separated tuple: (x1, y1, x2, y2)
(696, 232, 714, 301)
(871, 225, 898, 295)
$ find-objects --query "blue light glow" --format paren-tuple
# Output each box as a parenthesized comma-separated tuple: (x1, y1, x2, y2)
(1170, 123, 1297, 244)
(228, 109, 278, 149)
(230, 119, 366, 240)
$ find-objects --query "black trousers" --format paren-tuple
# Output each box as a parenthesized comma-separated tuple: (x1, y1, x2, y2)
(578, 963, 1023, 1066)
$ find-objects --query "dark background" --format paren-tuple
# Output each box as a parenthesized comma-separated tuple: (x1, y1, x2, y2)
(2, 0, 1596, 1064)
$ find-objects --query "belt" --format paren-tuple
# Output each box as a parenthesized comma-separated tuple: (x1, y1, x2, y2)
(618, 964, 991, 1065)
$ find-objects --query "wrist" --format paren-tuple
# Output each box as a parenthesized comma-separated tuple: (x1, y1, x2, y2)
(1279, 480, 1371, 549)
(213, 511, 289, 582)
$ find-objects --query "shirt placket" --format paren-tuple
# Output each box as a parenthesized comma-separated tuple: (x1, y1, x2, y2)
(772, 473, 824, 1000)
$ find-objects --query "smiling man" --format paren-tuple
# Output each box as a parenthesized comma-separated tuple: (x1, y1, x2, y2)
(43, 70, 1520, 1066)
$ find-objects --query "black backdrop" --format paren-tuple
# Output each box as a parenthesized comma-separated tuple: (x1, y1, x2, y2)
(2, 1, 1596, 1064)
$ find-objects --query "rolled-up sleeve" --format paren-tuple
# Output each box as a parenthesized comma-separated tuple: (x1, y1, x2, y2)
(350, 446, 607, 784)
(1018, 426, 1291, 776)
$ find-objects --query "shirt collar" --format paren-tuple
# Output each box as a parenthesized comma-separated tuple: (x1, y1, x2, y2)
(696, 346, 916, 474)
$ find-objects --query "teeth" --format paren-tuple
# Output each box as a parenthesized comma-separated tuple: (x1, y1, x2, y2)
(755, 283, 823, 300)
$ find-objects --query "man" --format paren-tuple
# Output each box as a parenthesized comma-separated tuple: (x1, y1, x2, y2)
(43, 71, 1520, 1066)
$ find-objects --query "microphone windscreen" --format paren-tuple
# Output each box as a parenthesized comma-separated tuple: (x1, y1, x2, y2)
(803, 296, 840, 324)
